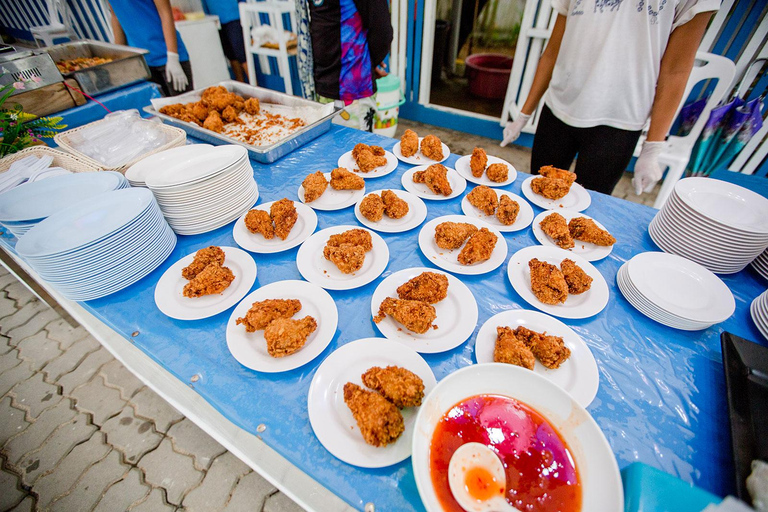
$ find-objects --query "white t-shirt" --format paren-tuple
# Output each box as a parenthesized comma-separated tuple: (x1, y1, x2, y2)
(545, 0, 720, 131)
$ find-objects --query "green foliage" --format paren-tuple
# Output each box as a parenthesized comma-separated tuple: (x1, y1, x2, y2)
(0, 78, 68, 158)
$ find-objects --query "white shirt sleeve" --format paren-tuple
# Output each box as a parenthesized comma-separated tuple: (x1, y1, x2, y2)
(551, 0, 569, 17)
(672, 0, 721, 31)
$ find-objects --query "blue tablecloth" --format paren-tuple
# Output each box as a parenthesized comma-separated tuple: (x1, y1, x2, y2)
(4, 125, 767, 510)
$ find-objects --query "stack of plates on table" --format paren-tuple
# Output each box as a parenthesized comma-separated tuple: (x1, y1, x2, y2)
(143, 145, 258, 235)
(750, 290, 768, 340)
(124, 144, 214, 187)
(0, 172, 128, 238)
(15, 188, 176, 301)
(750, 249, 768, 281)
(617, 252, 735, 331)
(648, 177, 768, 274)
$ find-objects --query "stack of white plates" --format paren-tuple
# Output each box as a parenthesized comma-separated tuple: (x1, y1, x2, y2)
(144, 145, 258, 235)
(124, 144, 214, 187)
(617, 252, 735, 330)
(15, 188, 176, 301)
(649, 177, 768, 274)
(750, 290, 768, 340)
(750, 249, 768, 281)
(0, 172, 128, 238)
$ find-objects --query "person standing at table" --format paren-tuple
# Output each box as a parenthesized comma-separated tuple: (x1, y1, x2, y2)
(308, 0, 392, 131)
(202, 0, 249, 82)
(500, 0, 719, 196)
(108, 0, 194, 96)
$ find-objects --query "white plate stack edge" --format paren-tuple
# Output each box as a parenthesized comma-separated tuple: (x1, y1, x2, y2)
(750, 290, 768, 341)
(750, 248, 768, 281)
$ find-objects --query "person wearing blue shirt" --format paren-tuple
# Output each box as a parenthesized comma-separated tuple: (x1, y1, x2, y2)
(109, 0, 194, 96)
(202, 0, 248, 82)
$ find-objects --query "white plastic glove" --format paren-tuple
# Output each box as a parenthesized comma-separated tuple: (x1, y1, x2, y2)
(165, 51, 188, 92)
(500, 113, 531, 147)
(632, 141, 665, 195)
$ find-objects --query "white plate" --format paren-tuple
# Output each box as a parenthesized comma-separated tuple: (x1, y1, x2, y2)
(531, 210, 614, 261)
(353, 189, 427, 233)
(674, 177, 768, 234)
(454, 154, 517, 186)
(474, 309, 599, 407)
(154, 246, 257, 320)
(296, 225, 389, 290)
(506, 245, 609, 319)
(337, 149, 398, 178)
(401, 166, 466, 201)
(308, 338, 437, 468)
(625, 252, 735, 323)
(460, 189, 534, 232)
(411, 364, 623, 512)
(520, 175, 591, 212)
(298, 172, 365, 211)
(145, 145, 247, 188)
(418, 215, 508, 275)
(226, 280, 338, 372)
(369, 267, 478, 353)
(392, 138, 450, 165)
(125, 144, 214, 185)
(232, 200, 317, 254)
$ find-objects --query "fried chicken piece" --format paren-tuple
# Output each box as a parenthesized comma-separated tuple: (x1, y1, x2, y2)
(420, 135, 444, 161)
(323, 244, 366, 274)
(496, 195, 520, 225)
(458, 227, 497, 265)
(159, 103, 185, 117)
(244, 97, 261, 115)
(374, 297, 436, 334)
(343, 383, 404, 447)
(400, 129, 419, 157)
(494, 326, 535, 370)
(209, 92, 240, 112)
(381, 190, 409, 219)
(412, 170, 426, 183)
(182, 246, 226, 280)
(360, 194, 385, 222)
(531, 177, 571, 200)
(182, 262, 235, 298)
(235, 298, 302, 332)
(200, 85, 228, 104)
(187, 102, 209, 121)
(352, 143, 369, 161)
(568, 217, 616, 246)
(355, 148, 388, 172)
(244, 209, 274, 239)
(420, 164, 452, 196)
(270, 198, 297, 240)
(486, 163, 508, 183)
(560, 258, 593, 295)
(302, 171, 328, 202)
(326, 229, 373, 251)
(539, 165, 576, 185)
(232, 100, 245, 113)
(528, 258, 568, 305)
(369, 145, 385, 156)
(264, 316, 317, 357)
(179, 113, 202, 126)
(540, 212, 574, 249)
(470, 147, 487, 178)
(514, 326, 570, 369)
(362, 366, 425, 408)
(396, 271, 449, 304)
(221, 105, 239, 123)
(434, 222, 478, 249)
(330, 167, 365, 190)
(467, 185, 498, 216)
(203, 111, 224, 133)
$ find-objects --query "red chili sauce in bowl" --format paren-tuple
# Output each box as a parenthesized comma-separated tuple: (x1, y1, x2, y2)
(429, 394, 581, 511)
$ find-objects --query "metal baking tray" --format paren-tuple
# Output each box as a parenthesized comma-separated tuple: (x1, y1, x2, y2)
(43, 40, 150, 96)
(144, 81, 339, 163)
(721, 331, 768, 502)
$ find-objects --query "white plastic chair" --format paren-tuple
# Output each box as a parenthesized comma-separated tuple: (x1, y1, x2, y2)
(636, 52, 736, 208)
(31, 0, 76, 47)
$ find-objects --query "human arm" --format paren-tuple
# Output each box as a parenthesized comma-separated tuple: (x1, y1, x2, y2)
(108, 5, 127, 45)
(501, 14, 566, 147)
(353, 0, 394, 76)
(153, 0, 188, 91)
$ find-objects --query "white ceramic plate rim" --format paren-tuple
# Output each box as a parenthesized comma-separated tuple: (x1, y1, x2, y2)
(298, 172, 366, 211)
(531, 209, 614, 261)
(232, 201, 318, 253)
(353, 189, 428, 233)
(337, 150, 399, 178)
(520, 175, 591, 212)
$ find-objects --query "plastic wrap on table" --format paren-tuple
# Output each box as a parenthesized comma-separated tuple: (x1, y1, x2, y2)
(4, 125, 767, 510)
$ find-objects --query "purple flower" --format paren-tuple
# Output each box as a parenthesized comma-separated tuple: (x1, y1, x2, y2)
(12, 82, 24, 90)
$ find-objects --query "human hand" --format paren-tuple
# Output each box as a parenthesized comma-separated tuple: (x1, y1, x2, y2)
(165, 51, 189, 92)
(631, 141, 665, 195)
(500, 113, 531, 147)
(375, 62, 388, 78)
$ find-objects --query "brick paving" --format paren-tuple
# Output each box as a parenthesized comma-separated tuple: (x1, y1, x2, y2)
(0, 267, 303, 512)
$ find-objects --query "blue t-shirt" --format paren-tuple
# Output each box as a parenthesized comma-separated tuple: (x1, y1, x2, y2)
(110, 0, 189, 67)
(202, 0, 242, 25)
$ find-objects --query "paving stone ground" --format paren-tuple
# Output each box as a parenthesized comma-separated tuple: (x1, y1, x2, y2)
(0, 267, 303, 512)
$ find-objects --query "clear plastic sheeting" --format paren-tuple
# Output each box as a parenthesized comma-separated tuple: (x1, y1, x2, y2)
(66, 110, 172, 167)
(5, 125, 766, 511)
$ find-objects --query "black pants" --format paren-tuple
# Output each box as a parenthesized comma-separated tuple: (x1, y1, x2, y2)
(531, 105, 642, 195)
(149, 60, 194, 97)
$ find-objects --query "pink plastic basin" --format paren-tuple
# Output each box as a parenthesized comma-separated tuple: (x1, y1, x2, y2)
(465, 53, 513, 99)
